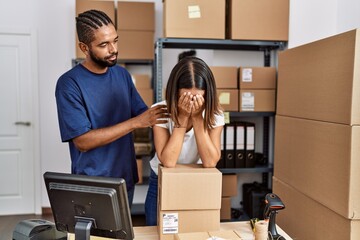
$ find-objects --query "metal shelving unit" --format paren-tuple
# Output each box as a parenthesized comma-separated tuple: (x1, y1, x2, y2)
(154, 37, 286, 189)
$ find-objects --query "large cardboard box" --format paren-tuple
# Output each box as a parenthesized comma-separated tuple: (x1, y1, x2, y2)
(220, 197, 231, 220)
(277, 29, 360, 125)
(158, 164, 222, 240)
(217, 89, 239, 112)
(274, 115, 360, 219)
(228, 0, 289, 41)
(117, 30, 154, 60)
(239, 67, 276, 89)
(117, 1, 155, 31)
(163, 0, 226, 39)
(137, 88, 153, 108)
(132, 74, 152, 89)
(273, 177, 360, 240)
(210, 66, 238, 89)
(75, 0, 116, 59)
(239, 90, 275, 112)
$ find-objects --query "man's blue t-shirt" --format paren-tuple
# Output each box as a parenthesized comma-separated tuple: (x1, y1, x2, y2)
(55, 64, 148, 190)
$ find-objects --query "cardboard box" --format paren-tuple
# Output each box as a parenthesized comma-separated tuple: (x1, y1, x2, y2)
(158, 164, 222, 239)
(210, 66, 238, 89)
(137, 88, 153, 108)
(228, 0, 289, 41)
(176, 230, 241, 240)
(136, 159, 143, 184)
(158, 164, 222, 210)
(117, 1, 155, 31)
(163, 0, 226, 39)
(208, 230, 241, 239)
(239, 90, 275, 112)
(175, 231, 210, 240)
(220, 197, 231, 220)
(222, 174, 238, 197)
(117, 30, 154, 60)
(217, 89, 239, 112)
(75, 0, 116, 59)
(273, 177, 360, 240)
(132, 74, 152, 89)
(239, 67, 276, 89)
(277, 29, 360, 125)
(274, 115, 360, 219)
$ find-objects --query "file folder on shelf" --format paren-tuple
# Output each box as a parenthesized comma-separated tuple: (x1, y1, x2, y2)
(235, 122, 245, 168)
(244, 122, 255, 168)
(225, 124, 235, 168)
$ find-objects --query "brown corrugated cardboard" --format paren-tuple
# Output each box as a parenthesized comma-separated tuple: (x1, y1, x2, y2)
(274, 115, 360, 219)
(217, 89, 239, 112)
(229, 0, 289, 41)
(277, 29, 360, 125)
(176, 230, 241, 240)
(117, 30, 154, 60)
(239, 90, 275, 112)
(273, 177, 360, 240)
(208, 230, 241, 239)
(137, 89, 153, 108)
(210, 66, 238, 89)
(239, 67, 276, 89)
(75, 0, 116, 59)
(158, 164, 222, 211)
(220, 197, 231, 220)
(132, 74, 152, 89)
(117, 1, 155, 31)
(222, 174, 238, 197)
(163, 0, 226, 39)
(159, 210, 220, 240)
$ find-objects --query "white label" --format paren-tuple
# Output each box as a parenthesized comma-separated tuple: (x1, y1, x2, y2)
(241, 92, 255, 111)
(242, 68, 253, 82)
(188, 5, 201, 19)
(246, 126, 255, 150)
(162, 213, 178, 234)
(219, 92, 230, 105)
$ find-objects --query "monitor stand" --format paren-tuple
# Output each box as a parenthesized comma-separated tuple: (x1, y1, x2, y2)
(74, 218, 95, 240)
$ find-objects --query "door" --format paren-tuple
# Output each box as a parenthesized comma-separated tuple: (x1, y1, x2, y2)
(0, 31, 37, 215)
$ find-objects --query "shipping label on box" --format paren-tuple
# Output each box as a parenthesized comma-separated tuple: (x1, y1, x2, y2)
(239, 90, 275, 112)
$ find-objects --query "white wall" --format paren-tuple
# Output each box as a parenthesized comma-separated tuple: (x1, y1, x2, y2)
(1, 0, 360, 209)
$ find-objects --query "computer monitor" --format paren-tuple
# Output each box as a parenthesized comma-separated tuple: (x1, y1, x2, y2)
(43, 172, 134, 240)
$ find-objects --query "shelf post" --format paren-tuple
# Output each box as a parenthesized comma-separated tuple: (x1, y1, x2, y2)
(154, 39, 164, 102)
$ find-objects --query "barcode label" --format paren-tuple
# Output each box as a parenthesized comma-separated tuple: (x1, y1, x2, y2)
(162, 213, 179, 234)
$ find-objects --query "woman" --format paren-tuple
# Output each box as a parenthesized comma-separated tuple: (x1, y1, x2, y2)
(144, 56, 225, 226)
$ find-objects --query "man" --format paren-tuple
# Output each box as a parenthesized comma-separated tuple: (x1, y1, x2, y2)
(55, 9, 167, 206)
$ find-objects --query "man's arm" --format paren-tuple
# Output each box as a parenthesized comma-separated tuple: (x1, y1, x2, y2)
(73, 104, 168, 152)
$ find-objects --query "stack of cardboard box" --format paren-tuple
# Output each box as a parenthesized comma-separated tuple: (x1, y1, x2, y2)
(158, 164, 222, 240)
(274, 29, 360, 239)
(221, 174, 238, 220)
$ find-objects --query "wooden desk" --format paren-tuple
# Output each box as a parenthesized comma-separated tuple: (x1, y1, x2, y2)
(68, 221, 292, 240)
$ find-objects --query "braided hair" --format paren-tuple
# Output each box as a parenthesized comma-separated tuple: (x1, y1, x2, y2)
(76, 9, 114, 45)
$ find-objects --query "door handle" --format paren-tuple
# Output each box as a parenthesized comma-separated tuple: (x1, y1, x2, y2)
(14, 121, 31, 126)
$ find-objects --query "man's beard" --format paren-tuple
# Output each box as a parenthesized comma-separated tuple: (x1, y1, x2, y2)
(89, 50, 118, 68)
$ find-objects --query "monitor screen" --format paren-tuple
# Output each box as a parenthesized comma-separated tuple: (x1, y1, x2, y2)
(43, 172, 134, 240)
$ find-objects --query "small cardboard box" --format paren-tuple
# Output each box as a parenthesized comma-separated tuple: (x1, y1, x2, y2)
(132, 74, 152, 89)
(239, 67, 276, 89)
(137, 88, 153, 108)
(75, 0, 116, 59)
(277, 28, 360, 125)
(274, 115, 360, 219)
(117, 1, 155, 31)
(217, 89, 239, 112)
(273, 177, 360, 240)
(239, 90, 275, 112)
(163, 0, 226, 39)
(220, 197, 231, 220)
(222, 174, 238, 197)
(117, 30, 154, 60)
(210, 66, 238, 89)
(228, 0, 289, 41)
(158, 164, 222, 210)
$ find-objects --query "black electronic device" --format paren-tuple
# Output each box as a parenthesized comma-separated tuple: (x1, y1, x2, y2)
(264, 193, 286, 240)
(43, 172, 134, 240)
(12, 219, 67, 240)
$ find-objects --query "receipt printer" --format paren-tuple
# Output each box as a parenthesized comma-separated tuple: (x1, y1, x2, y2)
(12, 219, 67, 240)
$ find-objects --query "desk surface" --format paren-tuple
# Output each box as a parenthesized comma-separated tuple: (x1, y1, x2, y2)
(68, 221, 292, 240)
